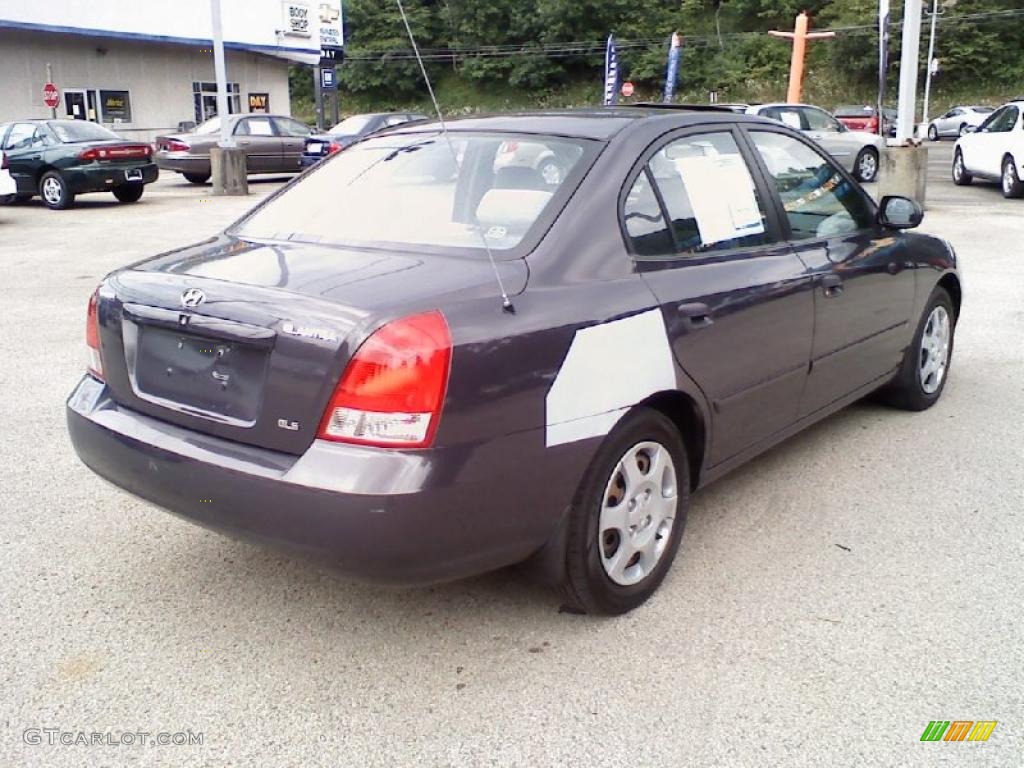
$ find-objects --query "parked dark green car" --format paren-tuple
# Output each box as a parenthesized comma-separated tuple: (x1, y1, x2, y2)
(0, 120, 158, 210)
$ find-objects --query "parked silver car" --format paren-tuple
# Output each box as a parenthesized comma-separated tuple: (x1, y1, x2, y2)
(746, 103, 884, 182)
(928, 105, 995, 141)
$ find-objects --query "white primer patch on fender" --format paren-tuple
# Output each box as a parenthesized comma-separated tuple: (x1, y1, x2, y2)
(545, 309, 676, 447)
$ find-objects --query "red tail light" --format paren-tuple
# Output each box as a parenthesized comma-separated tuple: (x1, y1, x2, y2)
(86, 290, 104, 380)
(867, 116, 879, 132)
(326, 141, 342, 155)
(318, 311, 452, 448)
(161, 138, 191, 152)
(79, 145, 152, 162)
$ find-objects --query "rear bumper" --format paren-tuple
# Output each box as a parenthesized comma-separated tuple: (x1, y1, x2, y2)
(155, 153, 210, 175)
(66, 375, 566, 584)
(67, 163, 158, 194)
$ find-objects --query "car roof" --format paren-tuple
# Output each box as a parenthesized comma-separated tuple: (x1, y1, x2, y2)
(390, 106, 761, 141)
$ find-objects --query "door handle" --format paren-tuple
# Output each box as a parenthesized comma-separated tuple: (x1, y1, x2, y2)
(821, 274, 844, 298)
(676, 302, 713, 328)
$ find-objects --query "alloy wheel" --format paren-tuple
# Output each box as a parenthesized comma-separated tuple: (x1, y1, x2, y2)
(953, 153, 964, 181)
(41, 176, 63, 206)
(1003, 160, 1018, 195)
(598, 441, 678, 586)
(919, 305, 951, 395)
(859, 151, 878, 181)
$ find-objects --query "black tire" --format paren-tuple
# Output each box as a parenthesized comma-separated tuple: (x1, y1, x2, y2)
(182, 172, 210, 185)
(952, 149, 972, 186)
(559, 407, 690, 615)
(39, 170, 73, 210)
(853, 147, 879, 183)
(112, 183, 144, 203)
(877, 287, 956, 411)
(928, 124, 939, 141)
(1000, 156, 1024, 199)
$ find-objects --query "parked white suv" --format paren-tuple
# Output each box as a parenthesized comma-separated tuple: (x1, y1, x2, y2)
(0, 151, 16, 204)
(952, 100, 1024, 198)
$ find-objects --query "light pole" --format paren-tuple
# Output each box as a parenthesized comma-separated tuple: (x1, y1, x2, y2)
(895, 0, 923, 143)
(209, 0, 247, 195)
(922, 0, 941, 126)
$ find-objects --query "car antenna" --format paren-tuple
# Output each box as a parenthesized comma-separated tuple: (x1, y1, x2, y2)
(394, 0, 515, 314)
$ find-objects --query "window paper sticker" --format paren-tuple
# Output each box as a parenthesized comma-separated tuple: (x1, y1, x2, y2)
(779, 111, 803, 129)
(676, 154, 766, 246)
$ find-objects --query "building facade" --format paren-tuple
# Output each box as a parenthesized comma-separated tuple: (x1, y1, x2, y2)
(0, 0, 342, 141)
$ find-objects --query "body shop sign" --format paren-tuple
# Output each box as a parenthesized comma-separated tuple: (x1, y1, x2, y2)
(282, 2, 311, 37)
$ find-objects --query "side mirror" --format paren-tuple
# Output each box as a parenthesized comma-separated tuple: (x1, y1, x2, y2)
(964, 125, 978, 134)
(879, 195, 923, 229)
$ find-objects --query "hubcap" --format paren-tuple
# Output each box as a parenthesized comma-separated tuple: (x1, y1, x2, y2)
(540, 162, 562, 185)
(919, 306, 951, 395)
(859, 152, 877, 180)
(598, 441, 677, 586)
(954, 154, 963, 180)
(42, 177, 62, 204)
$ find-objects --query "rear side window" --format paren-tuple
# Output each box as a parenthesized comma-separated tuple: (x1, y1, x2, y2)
(750, 131, 874, 239)
(623, 131, 772, 259)
(235, 117, 275, 137)
(761, 106, 805, 131)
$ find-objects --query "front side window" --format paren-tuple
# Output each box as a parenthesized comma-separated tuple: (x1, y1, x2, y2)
(803, 107, 841, 132)
(979, 106, 1016, 133)
(232, 132, 596, 255)
(750, 131, 874, 240)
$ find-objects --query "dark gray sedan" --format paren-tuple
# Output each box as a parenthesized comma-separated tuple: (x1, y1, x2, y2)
(68, 108, 961, 614)
(155, 114, 318, 184)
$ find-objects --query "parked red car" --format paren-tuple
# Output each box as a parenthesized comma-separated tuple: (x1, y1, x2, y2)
(834, 105, 897, 137)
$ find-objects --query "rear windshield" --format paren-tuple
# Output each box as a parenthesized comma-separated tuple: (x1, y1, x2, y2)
(329, 115, 375, 135)
(49, 121, 120, 143)
(194, 117, 221, 134)
(834, 106, 872, 116)
(232, 132, 597, 256)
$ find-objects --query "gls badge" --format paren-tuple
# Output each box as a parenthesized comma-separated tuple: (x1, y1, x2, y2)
(281, 321, 338, 343)
(277, 419, 300, 431)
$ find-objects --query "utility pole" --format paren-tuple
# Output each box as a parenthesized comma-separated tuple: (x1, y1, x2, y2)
(209, 0, 247, 194)
(895, 0, 923, 143)
(46, 62, 56, 118)
(922, 0, 940, 126)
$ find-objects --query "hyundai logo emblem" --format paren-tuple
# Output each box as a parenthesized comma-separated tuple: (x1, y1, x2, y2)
(180, 288, 205, 308)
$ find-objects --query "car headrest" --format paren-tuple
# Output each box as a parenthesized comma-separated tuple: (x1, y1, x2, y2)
(494, 166, 547, 190)
(476, 189, 553, 233)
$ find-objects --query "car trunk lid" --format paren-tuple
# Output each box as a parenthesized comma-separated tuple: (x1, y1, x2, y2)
(96, 236, 526, 454)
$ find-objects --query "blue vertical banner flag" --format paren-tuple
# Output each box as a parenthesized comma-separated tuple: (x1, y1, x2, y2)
(878, 0, 890, 134)
(663, 32, 682, 103)
(604, 34, 619, 106)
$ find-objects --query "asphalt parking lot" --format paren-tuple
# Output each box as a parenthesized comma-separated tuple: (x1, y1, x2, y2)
(2, 148, 1022, 767)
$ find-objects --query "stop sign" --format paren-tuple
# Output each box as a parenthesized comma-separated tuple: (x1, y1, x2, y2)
(43, 82, 59, 109)
(621, 81, 635, 98)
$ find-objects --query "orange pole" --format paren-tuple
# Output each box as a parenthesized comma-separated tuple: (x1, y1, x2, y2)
(787, 12, 809, 103)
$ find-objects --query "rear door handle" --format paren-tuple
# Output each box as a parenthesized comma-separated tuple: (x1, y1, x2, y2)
(676, 302, 713, 328)
(821, 274, 844, 298)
